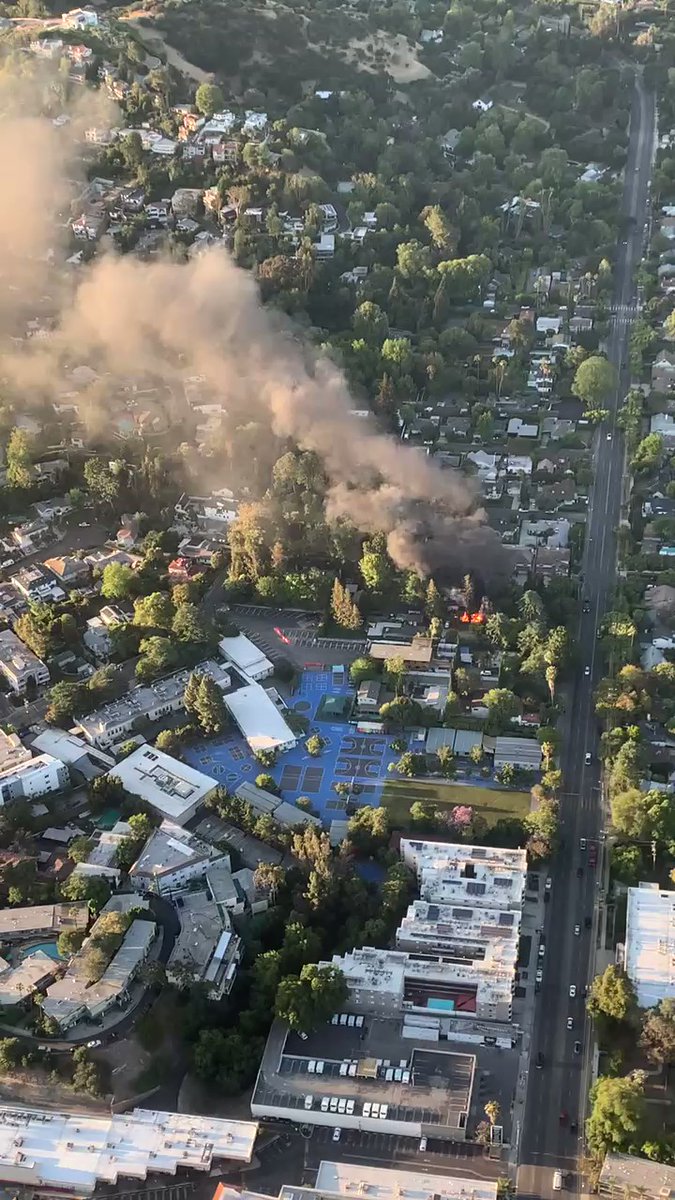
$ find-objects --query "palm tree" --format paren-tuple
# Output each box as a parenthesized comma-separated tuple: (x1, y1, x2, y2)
(484, 1099, 501, 1125)
(545, 664, 558, 702)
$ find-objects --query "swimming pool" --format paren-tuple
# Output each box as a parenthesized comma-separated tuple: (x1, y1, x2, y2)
(18, 940, 62, 962)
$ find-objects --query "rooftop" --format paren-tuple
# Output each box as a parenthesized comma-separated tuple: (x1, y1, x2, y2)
(599, 1151, 675, 1197)
(0, 1105, 257, 1194)
(0, 903, 88, 939)
(130, 819, 224, 882)
(78, 660, 230, 743)
(223, 683, 297, 754)
(310, 1162, 497, 1200)
(219, 634, 273, 678)
(625, 883, 675, 1007)
(106, 747, 217, 824)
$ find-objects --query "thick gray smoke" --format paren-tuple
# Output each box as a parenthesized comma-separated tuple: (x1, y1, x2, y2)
(0, 63, 506, 578)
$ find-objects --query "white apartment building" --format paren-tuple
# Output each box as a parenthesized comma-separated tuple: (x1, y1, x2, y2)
(624, 882, 675, 1008)
(77, 660, 230, 749)
(396, 899, 519, 970)
(43, 918, 157, 1029)
(400, 840, 527, 911)
(0, 754, 70, 806)
(0, 1106, 257, 1194)
(129, 820, 227, 895)
(0, 731, 32, 774)
(0, 630, 49, 695)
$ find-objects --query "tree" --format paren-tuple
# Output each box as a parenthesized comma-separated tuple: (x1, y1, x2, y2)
(632, 432, 664, 473)
(84, 458, 120, 506)
(641, 999, 675, 1066)
(347, 807, 390, 855)
(350, 657, 378, 686)
(305, 734, 324, 757)
(0, 1038, 20, 1072)
(253, 862, 285, 898)
(586, 1072, 646, 1155)
(195, 82, 224, 117)
(390, 751, 426, 778)
(60, 872, 111, 914)
(100, 564, 136, 601)
(587, 965, 637, 1024)
(436, 745, 456, 778)
(191, 674, 228, 736)
(6, 428, 33, 489)
(172, 602, 210, 644)
(57, 929, 85, 957)
(71, 1047, 103, 1097)
(384, 656, 407, 694)
(255, 773, 278, 793)
(425, 579, 444, 620)
(484, 688, 521, 727)
(133, 592, 174, 631)
(46, 680, 86, 725)
(485, 1100, 501, 1125)
(275, 964, 347, 1033)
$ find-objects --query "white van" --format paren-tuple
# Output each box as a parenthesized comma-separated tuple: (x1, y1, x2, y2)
(339, 1063, 348, 1076)
(553, 1171, 563, 1192)
(308, 1060, 316, 1074)
(321, 1097, 329, 1112)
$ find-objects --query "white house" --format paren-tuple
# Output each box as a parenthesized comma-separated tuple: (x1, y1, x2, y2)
(219, 633, 274, 681)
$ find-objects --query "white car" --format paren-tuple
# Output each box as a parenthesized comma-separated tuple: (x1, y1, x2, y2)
(86, 1039, 101, 1049)
(569, 984, 576, 998)
(535, 967, 543, 983)
(585, 752, 592, 765)
(574, 924, 580, 937)
(332, 1128, 341, 1143)
(584, 665, 591, 677)
(538, 943, 545, 958)
(419, 1136, 428, 1152)
(607, 433, 612, 441)
(304, 1095, 313, 1110)
(567, 1017, 574, 1030)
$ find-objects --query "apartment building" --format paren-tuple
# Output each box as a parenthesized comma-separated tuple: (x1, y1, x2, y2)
(0, 754, 70, 806)
(0, 630, 49, 695)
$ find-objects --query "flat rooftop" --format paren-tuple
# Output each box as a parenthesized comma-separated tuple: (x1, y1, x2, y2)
(130, 819, 222, 880)
(400, 839, 526, 911)
(107, 746, 216, 823)
(252, 1017, 476, 1138)
(219, 633, 273, 677)
(599, 1151, 675, 1196)
(0, 1105, 257, 1194)
(396, 900, 519, 968)
(311, 1162, 498, 1200)
(0, 903, 88, 939)
(625, 883, 675, 1007)
(78, 660, 230, 739)
(224, 682, 296, 753)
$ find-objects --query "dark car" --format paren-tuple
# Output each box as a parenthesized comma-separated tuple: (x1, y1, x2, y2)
(582, 599, 591, 613)
(536, 1051, 545, 1069)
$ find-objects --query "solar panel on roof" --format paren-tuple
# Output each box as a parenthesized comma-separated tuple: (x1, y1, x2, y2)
(452, 908, 472, 920)
(499, 912, 515, 925)
(466, 881, 485, 894)
(472, 847, 487, 858)
(494, 876, 511, 887)
(427, 904, 440, 919)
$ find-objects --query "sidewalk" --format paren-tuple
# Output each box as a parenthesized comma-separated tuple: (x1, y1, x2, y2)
(509, 873, 547, 1169)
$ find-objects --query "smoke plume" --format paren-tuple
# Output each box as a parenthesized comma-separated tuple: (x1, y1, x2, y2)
(0, 61, 506, 579)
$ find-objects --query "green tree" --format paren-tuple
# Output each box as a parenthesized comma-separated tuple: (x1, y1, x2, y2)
(484, 688, 522, 727)
(133, 592, 174, 631)
(193, 1028, 262, 1093)
(60, 872, 111, 914)
(46, 680, 86, 724)
(275, 964, 347, 1033)
(349, 657, 378, 686)
(195, 82, 224, 117)
(84, 458, 120, 506)
(632, 432, 664, 473)
(6, 428, 33, 489)
(191, 674, 228, 736)
(347, 806, 390, 854)
(640, 999, 675, 1066)
(586, 1072, 646, 1155)
(71, 1047, 103, 1097)
(100, 564, 136, 601)
(587, 965, 637, 1024)
(571, 357, 615, 409)
(57, 929, 85, 957)
(172, 602, 210, 644)
(305, 734, 324, 757)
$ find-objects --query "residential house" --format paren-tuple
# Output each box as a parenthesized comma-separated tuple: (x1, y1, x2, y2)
(357, 680, 382, 712)
(72, 208, 107, 241)
(532, 546, 571, 582)
(650, 412, 675, 441)
(652, 351, 675, 394)
(0, 631, 49, 695)
(43, 556, 91, 589)
(168, 557, 202, 583)
(61, 7, 99, 27)
(13, 565, 65, 604)
(33, 497, 72, 523)
(174, 490, 239, 539)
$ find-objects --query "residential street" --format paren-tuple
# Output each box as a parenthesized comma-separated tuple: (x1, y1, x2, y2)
(517, 75, 657, 1200)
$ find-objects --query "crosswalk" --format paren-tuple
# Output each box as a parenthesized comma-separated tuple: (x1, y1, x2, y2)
(610, 303, 638, 326)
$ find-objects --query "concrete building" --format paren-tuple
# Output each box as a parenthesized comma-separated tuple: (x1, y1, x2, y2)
(0, 1105, 257, 1194)
(77, 660, 230, 748)
(396, 899, 519, 970)
(43, 918, 157, 1029)
(0, 951, 56, 1007)
(12, 564, 65, 604)
(0, 903, 88, 942)
(31, 729, 114, 779)
(219, 633, 274, 681)
(0, 731, 32, 774)
(624, 882, 675, 1007)
(129, 820, 227, 895)
(492, 736, 542, 771)
(106, 746, 218, 825)
(0, 754, 70, 806)
(251, 1018, 476, 1141)
(400, 840, 527, 912)
(0, 630, 49, 695)
(167, 888, 242, 998)
(224, 683, 297, 754)
(221, 1163, 498, 1200)
(599, 1152, 675, 1200)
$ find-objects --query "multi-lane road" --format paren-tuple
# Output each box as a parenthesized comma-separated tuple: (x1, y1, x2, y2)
(518, 75, 656, 1200)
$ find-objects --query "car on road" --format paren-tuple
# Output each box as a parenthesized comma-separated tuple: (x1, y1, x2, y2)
(86, 1039, 101, 1048)
(580, 837, 587, 850)
(78, 522, 90, 528)
(574, 1041, 582, 1055)
(535, 967, 543, 983)
(576, 865, 584, 877)
(538, 943, 545, 958)
(584, 665, 591, 676)
(607, 433, 612, 441)
(585, 751, 592, 765)
(566, 1017, 574, 1030)
(569, 985, 576, 998)
(585, 916, 592, 929)
(553, 1171, 563, 1192)
(559, 1110, 568, 1125)
(545, 877, 552, 892)
(574, 924, 580, 937)
(582, 599, 591, 613)
(332, 1128, 341, 1142)
(419, 1136, 427, 1152)
(536, 1051, 545, 1069)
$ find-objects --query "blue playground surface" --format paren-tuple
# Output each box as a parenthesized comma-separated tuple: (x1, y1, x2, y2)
(184, 667, 404, 824)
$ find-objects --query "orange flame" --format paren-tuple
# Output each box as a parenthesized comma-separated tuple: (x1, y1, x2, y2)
(460, 611, 486, 624)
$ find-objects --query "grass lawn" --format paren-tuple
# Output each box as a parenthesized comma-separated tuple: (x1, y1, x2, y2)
(380, 780, 531, 829)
